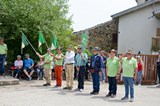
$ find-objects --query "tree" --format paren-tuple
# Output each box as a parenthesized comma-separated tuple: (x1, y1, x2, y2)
(0, 0, 76, 62)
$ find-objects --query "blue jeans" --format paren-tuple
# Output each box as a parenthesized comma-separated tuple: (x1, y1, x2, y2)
(0, 55, 6, 75)
(100, 68, 106, 81)
(108, 77, 117, 95)
(36, 67, 44, 79)
(14, 69, 22, 77)
(137, 71, 142, 85)
(123, 77, 134, 98)
(91, 71, 100, 92)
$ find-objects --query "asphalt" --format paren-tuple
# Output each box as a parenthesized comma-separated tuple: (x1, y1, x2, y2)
(0, 80, 160, 106)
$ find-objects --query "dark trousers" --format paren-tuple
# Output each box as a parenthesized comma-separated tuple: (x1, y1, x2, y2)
(91, 71, 100, 92)
(108, 76, 117, 95)
(157, 69, 160, 84)
(78, 66, 85, 89)
(14, 69, 22, 78)
(0, 55, 6, 75)
(74, 66, 77, 80)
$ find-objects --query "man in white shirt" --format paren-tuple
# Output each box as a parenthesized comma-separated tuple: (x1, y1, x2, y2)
(63, 46, 75, 90)
(14, 55, 23, 78)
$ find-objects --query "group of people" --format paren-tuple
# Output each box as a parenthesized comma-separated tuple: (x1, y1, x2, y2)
(1, 36, 160, 103)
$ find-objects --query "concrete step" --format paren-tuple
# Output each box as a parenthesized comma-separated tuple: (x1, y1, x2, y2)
(0, 76, 19, 86)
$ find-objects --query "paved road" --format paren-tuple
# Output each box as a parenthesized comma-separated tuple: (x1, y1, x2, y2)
(0, 80, 160, 106)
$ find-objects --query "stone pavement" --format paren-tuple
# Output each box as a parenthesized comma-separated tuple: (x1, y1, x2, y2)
(0, 80, 160, 106)
(0, 76, 19, 86)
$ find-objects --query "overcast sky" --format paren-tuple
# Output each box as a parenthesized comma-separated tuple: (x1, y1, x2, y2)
(68, 0, 137, 31)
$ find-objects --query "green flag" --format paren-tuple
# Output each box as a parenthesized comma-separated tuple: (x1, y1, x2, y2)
(81, 33, 89, 51)
(38, 31, 45, 53)
(51, 35, 58, 50)
(21, 32, 29, 50)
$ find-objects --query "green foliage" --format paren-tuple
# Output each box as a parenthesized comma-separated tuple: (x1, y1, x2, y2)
(0, 0, 75, 62)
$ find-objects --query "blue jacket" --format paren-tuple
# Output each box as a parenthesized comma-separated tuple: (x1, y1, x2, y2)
(90, 54, 104, 71)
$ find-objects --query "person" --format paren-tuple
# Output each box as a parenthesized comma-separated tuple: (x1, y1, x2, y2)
(157, 53, 160, 86)
(100, 50, 107, 82)
(106, 49, 121, 98)
(63, 46, 75, 90)
(36, 48, 53, 86)
(74, 46, 78, 80)
(36, 58, 44, 80)
(0, 37, 7, 76)
(90, 47, 103, 95)
(50, 47, 65, 87)
(23, 54, 34, 81)
(118, 50, 137, 102)
(14, 55, 23, 79)
(136, 56, 144, 86)
(75, 45, 88, 92)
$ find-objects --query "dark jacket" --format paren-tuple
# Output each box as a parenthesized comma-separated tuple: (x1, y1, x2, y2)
(90, 54, 103, 71)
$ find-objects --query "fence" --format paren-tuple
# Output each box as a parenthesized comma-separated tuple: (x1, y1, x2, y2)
(118, 54, 158, 84)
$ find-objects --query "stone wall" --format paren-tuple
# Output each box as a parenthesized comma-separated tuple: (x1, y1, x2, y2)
(74, 20, 118, 51)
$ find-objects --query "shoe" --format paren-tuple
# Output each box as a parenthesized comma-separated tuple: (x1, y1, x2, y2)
(106, 93, 111, 97)
(74, 88, 80, 91)
(90, 91, 95, 94)
(68, 86, 73, 90)
(138, 84, 141, 86)
(63, 86, 69, 89)
(43, 83, 50, 86)
(129, 98, 134, 102)
(79, 89, 83, 92)
(93, 92, 99, 95)
(111, 94, 116, 98)
(121, 97, 129, 101)
(37, 78, 40, 80)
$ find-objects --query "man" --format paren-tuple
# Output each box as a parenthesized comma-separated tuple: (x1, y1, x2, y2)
(106, 49, 121, 98)
(74, 46, 78, 80)
(100, 50, 107, 82)
(157, 53, 160, 87)
(118, 50, 137, 102)
(14, 55, 23, 79)
(0, 37, 7, 76)
(90, 47, 103, 95)
(36, 48, 53, 86)
(23, 54, 34, 81)
(75, 45, 88, 92)
(50, 47, 64, 87)
(63, 46, 75, 90)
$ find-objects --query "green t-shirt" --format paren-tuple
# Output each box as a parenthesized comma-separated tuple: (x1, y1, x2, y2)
(0, 44, 7, 54)
(106, 56, 120, 77)
(44, 53, 53, 69)
(55, 54, 64, 66)
(122, 57, 137, 77)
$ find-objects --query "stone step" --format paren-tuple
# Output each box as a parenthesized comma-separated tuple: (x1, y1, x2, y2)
(0, 76, 19, 86)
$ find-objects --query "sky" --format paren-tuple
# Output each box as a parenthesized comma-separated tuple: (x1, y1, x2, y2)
(68, 0, 137, 31)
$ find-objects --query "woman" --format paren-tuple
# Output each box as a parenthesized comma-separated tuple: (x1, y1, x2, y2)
(137, 56, 144, 86)
(14, 55, 23, 79)
(157, 53, 160, 86)
(36, 58, 44, 80)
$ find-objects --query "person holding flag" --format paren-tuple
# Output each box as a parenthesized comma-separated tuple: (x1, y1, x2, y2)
(50, 47, 65, 87)
(36, 48, 53, 86)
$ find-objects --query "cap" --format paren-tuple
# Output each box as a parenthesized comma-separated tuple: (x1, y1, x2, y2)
(126, 50, 133, 54)
(93, 47, 100, 51)
(110, 49, 116, 53)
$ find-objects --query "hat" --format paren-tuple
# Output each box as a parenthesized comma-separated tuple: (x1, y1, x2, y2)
(93, 47, 100, 51)
(110, 49, 116, 53)
(77, 45, 82, 49)
(126, 50, 133, 54)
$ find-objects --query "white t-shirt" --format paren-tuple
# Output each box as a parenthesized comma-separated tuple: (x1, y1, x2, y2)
(65, 51, 75, 64)
(14, 60, 23, 67)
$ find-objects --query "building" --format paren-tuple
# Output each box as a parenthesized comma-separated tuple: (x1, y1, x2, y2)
(111, 0, 160, 54)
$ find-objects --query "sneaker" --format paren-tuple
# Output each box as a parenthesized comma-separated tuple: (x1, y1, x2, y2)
(79, 89, 83, 92)
(111, 94, 116, 98)
(106, 93, 111, 97)
(74, 88, 80, 91)
(90, 91, 95, 94)
(43, 83, 51, 86)
(138, 84, 141, 86)
(129, 98, 134, 102)
(121, 97, 129, 101)
(63, 86, 69, 90)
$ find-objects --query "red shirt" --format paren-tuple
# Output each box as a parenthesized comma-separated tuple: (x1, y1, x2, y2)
(138, 62, 142, 71)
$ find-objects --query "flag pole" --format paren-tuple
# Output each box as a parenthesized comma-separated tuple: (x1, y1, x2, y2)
(24, 34, 37, 53)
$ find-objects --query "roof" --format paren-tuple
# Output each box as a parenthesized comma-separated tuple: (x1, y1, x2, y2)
(111, 0, 160, 19)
